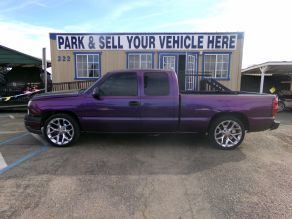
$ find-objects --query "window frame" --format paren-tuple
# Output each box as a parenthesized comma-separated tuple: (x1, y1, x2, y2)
(99, 72, 138, 97)
(162, 56, 176, 70)
(126, 52, 154, 69)
(202, 52, 231, 80)
(74, 52, 101, 80)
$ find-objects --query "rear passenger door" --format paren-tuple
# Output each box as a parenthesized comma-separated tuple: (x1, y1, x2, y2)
(140, 71, 179, 132)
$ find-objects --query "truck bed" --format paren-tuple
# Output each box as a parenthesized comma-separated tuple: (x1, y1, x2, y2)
(179, 92, 275, 132)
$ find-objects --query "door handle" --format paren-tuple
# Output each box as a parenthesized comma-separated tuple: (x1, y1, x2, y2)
(129, 101, 140, 106)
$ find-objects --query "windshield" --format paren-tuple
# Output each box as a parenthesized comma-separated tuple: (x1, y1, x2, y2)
(84, 77, 103, 93)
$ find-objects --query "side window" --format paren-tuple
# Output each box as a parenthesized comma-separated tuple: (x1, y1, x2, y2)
(99, 73, 137, 96)
(144, 72, 169, 96)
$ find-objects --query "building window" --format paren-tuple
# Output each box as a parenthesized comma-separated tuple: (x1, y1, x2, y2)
(128, 53, 153, 69)
(162, 56, 176, 70)
(75, 53, 101, 79)
(204, 53, 230, 79)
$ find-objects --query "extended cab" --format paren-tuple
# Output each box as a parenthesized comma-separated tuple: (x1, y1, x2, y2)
(25, 70, 280, 149)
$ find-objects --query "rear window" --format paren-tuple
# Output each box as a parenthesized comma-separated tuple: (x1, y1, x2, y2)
(144, 72, 169, 96)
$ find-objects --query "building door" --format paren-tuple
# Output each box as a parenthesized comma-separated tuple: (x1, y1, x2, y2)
(185, 54, 197, 91)
(160, 53, 198, 91)
(178, 55, 186, 91)
(162, 55, 176, 71)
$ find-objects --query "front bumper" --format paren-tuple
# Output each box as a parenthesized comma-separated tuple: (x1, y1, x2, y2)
(270, 120, 280, 130)
(24, 114, 42, 134)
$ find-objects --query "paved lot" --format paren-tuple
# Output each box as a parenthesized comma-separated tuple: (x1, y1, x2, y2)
(0, 112, 292, 218)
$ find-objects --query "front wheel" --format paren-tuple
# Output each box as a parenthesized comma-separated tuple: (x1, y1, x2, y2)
(44, 114, 80, 147)
(209, 116, 245, 150)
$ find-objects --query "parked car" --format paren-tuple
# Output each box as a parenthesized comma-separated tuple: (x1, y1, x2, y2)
(278, 98, 292, 112)
(277, 90, 292, 112)
(25, 70, 280, 149)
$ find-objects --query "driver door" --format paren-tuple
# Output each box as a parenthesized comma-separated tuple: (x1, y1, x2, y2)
(83, 72, 141, 132)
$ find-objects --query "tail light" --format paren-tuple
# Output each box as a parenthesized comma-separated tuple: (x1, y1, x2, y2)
(272, 96, 278, 117)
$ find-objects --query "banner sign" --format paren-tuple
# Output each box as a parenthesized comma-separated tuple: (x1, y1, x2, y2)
(56, 33, 237, 51)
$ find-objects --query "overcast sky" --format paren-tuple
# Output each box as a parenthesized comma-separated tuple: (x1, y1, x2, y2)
(0, 0, 291, 68)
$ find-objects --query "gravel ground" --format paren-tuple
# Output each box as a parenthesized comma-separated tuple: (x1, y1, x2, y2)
(0, 112, 291, 219)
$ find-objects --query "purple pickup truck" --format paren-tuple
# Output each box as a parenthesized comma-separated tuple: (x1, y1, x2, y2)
(25, 70, 280, 149)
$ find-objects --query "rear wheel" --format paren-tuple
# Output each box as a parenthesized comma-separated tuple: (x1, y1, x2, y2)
(44, 114, 79, 147)
(209, 116, 245, 150)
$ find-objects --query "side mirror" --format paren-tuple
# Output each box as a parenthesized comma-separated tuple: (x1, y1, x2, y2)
(92, 87, 100, 99)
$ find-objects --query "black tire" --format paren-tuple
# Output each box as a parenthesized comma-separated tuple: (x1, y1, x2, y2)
(278, 101, 285, 112)
(209, 116, 245, 150)
(43, 113, 80, 147)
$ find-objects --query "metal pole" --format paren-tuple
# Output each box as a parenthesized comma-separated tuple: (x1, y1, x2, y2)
(42, 48, 47, 93)
(259, 70, 264, 94)
(259, 66, 268, 94)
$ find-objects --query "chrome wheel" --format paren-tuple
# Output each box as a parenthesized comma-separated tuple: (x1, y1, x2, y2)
(46, 118, 74, 146)
(214, 120, 242, 148)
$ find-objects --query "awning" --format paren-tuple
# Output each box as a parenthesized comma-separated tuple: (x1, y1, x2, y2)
(242, 61, 292, 75)
(242, 61, 292, 93)
(0, 45, 51, 67)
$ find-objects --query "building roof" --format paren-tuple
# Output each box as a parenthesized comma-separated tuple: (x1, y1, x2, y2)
(242, 61, 292, 75)
(0, 45, 51, 67)
(49, 31, 245, 40)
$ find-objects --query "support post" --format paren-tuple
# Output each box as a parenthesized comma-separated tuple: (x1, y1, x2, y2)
(259, 66, 269, 94)
(42, 48, 47, 93)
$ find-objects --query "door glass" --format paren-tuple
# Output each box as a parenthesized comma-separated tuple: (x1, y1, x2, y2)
(144, 72, 169, 96)
(99, 73, 137, 96)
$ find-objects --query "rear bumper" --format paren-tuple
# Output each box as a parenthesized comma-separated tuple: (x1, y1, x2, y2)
(248, 117, 280, 132)
(24, 114, 42, 134)
(270, 120, 280, 130)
